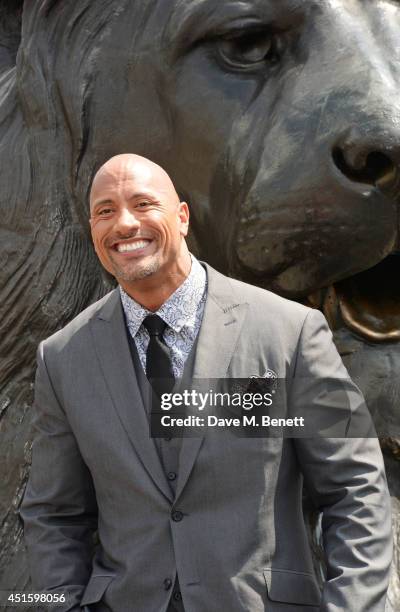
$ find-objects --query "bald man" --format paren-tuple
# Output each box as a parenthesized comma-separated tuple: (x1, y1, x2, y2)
(21, 155, 392, 612)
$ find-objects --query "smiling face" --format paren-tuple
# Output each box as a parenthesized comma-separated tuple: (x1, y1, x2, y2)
(89, 154, 190, 297)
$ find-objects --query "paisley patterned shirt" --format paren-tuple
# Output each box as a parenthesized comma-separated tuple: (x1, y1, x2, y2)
(120, 256, 207, 377)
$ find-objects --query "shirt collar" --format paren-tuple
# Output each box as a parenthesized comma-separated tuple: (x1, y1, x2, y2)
(120, 255, 206, 337)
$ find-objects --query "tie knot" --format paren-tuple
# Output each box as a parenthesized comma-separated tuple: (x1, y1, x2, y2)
(143, 314, 167, 337)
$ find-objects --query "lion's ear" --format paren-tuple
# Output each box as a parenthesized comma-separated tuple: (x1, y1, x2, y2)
(0, 1, 24, 71)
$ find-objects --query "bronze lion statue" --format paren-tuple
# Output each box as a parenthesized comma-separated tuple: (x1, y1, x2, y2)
(0, 0, 399, 607)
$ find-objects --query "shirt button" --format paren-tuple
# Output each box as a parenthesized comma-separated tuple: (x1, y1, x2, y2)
(173, 591, 182, 601)
(167, 471, 177, 481)
(163, 578, 173, 590)
(171, 510, 183, 522)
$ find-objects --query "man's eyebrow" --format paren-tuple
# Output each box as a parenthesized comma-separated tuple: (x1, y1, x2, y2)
(92, 198, 113, 207)
(127, 192, 159, 201)
(91, 192, 159, 209)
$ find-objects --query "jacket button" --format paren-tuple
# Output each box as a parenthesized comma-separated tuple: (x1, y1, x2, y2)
(163, 578, 173, 590)
(171, 510, 183, 522)
(173, 591, 182, 601)
(167, 471, 177, 481)
(164, 436, 172, 442)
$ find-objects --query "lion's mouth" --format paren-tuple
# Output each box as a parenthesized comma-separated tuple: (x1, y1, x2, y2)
(307, 253, 400, 342)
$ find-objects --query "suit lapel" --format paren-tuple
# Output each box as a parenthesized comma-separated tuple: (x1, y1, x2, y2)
(90, 289, 173, 503)
(176, 264, 249, 501)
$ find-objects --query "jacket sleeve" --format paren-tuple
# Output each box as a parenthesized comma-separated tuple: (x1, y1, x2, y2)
(20, 341, 98, 612)
(292, 309, 393, 612)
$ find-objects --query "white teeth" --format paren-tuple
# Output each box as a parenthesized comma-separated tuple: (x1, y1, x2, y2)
(117, 240, 150, 253)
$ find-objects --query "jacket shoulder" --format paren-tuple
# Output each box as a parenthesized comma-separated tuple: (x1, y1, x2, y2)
(230, 276, 309, 316)
(41, 289, 118, 353)
(203, 260, 313, 324)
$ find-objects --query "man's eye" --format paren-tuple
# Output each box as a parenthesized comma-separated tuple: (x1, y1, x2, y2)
(217, 31, 277, 70)
(98, 208, 113, 216)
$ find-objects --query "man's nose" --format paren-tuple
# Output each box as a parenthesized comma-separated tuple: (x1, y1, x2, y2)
(115, 207, 140, 231)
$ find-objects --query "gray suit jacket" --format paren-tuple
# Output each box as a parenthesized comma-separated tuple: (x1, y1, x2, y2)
(20, 263, 392, 612)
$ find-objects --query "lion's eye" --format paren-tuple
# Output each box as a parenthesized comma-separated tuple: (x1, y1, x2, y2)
(217, 32, 276, 69)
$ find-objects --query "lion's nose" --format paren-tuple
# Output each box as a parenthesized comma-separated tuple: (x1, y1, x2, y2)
(332, 130, 398, 191)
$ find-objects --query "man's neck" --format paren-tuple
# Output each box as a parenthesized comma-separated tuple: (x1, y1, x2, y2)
(120, 252, 192, 311)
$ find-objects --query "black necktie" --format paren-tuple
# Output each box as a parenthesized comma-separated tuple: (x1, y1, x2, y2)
(143, 314, 175, 396)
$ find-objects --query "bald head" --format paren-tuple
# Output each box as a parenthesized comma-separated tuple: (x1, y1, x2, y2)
(90, 154, 180, 211)
(89, 153, 191, 306)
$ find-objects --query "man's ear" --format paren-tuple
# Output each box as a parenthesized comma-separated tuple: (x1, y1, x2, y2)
(179, 201, 190, 236)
